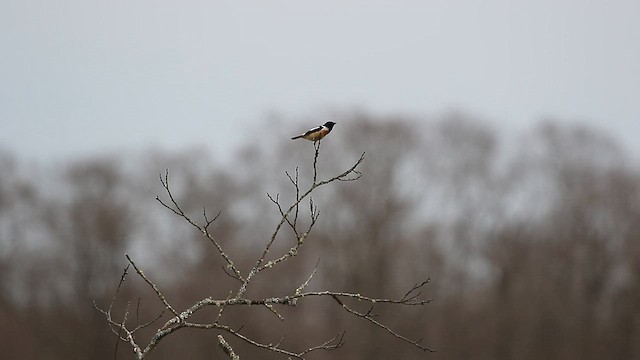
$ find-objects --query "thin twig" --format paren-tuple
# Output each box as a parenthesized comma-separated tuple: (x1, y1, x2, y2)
(298, 331, 345, 356)
(125, 254, 179, 317)
(203, 207, 222, 230)
(155, 170, 244, 282)
(114, 300, 132, 360)
(331, 295, 435, 352)
(294, 258, 320, 300)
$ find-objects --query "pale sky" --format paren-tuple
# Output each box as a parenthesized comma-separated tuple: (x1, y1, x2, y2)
(1, 1, 639, 162)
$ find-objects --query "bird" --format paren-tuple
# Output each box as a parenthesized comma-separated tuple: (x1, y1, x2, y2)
(291, 121, 337, 141)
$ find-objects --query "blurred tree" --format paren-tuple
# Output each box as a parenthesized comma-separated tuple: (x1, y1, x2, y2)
(2, 114, 640, 359)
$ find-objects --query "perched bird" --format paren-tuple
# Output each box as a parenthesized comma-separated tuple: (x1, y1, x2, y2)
(291, 121, 337, 141)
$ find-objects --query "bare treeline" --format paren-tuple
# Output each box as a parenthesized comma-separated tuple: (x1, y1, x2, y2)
(1, 113, 639, 359)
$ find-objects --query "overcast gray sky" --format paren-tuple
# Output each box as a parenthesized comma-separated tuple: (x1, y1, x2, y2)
(1, 1, 639, 162)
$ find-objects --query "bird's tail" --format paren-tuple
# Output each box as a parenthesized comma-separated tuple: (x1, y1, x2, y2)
(291, 135, 303, 140)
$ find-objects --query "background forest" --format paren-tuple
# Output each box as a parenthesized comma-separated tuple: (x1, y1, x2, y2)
(1, 113, 639, 359)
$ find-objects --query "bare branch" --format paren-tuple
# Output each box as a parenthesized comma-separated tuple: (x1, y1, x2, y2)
(155, 169, 188, 219)
(94, 264, 148, 359)
(263, 303, 285, 321)
(125, 253, 179, 317)
(294, 258, 320, 303)
(218, 335, 240, 360)
(313, 140, 321, 184)
(131, 310, 165, 333)
(331, 294, 435, 352)
(98, 143, 432, 359)
(109, 264, 129, 315)
(298, 331, 345, 356)
(203, 207, 222, 230)
(236, 150, 366, 299)
(221, 264, 242, 282)
(267, 192, 297, 236)
(213, 322, 345, 359)
(155, 170, 244, 282)
(114, 299, 132, 360)
(214, 291, 234, 325)
(188, 323, 301, 358)
(400, 278, 431, 302)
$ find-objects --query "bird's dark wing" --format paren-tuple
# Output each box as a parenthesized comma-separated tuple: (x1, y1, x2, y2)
(302, 125, 323, 137)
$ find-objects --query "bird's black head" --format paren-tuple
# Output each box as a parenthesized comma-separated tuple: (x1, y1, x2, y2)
(324, 121, 336, 130)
